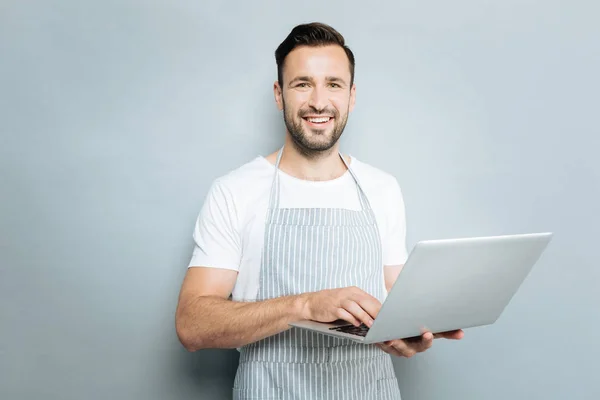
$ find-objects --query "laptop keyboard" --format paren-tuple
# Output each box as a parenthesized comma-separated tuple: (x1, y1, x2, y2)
(329, 323, 370, 337)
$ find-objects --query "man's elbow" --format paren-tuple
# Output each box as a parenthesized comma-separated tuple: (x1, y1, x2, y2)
(175, 313, 207, 352)
(176, 328, 201, 352)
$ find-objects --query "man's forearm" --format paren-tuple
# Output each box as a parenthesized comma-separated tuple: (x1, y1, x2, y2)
(176, 294, 307, 351)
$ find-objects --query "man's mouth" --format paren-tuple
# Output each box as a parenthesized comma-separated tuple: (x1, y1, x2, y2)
(302, 116, 333, 125)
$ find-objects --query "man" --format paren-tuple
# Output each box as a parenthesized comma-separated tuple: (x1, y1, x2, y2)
(175, 22, 463, 399)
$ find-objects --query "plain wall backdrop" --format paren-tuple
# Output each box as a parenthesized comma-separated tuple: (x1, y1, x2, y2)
(1, 1, 598, 399)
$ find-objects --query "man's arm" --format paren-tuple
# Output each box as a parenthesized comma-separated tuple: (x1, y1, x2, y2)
(175, 267, 306, 351)
(384, 264, 404, 292)
(175, 267, 382, 352)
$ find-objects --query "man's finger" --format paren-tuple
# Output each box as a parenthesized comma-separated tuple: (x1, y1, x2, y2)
(342, 300, 374, 327)
(434, 329, 464, 340)
(376, 343, 401, 357)
(335, 308, 360, 327)
(406, 333, 433, 353)
(350, 289, 382, 320)
(419, 332, 434, 351)
(396, 332, 434, 354)
(359, 301, 382, 321)
(388, 340, 417, 358)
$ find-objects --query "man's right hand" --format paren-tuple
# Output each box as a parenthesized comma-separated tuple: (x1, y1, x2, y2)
(299, 286, 382, 328)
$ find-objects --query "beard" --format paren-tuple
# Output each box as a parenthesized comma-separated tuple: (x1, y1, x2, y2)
(282, 98, 349, 156)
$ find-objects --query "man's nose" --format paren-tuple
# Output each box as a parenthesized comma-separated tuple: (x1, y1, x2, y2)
(308, 86, 328, 112)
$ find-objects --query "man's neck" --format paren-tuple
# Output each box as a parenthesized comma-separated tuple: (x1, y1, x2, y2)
(267, 136, 350, 182)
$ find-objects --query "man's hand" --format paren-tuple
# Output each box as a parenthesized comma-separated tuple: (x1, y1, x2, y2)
(300, 286, 382, 327)
(376, 329, 464, 358)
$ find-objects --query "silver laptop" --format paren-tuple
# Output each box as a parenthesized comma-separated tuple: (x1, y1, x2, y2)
(289, 232, 553, 344)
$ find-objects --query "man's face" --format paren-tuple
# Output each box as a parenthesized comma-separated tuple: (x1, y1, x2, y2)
(275, 45, 356, 153)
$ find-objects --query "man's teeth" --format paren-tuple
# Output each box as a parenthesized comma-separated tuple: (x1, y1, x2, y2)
(306, 117, 331, 123)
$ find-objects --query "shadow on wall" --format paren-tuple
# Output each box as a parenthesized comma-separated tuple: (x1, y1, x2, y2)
(165, 246, 242, 398)
(165, 77, 281, 400)
(183, 347, 240, 382)
(175, 346, 241, 397)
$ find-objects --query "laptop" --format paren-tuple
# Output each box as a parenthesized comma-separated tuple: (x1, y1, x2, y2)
(289, 232, 553, 344)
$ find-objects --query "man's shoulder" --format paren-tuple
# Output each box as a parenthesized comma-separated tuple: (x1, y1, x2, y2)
(350, 158, 405, 221)
(211, 156, 273, 195)
(351, 157, 400, 189)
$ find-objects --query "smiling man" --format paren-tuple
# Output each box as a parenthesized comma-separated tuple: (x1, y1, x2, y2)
(175, 22, 463, 399)
(280, 44, 351, 154)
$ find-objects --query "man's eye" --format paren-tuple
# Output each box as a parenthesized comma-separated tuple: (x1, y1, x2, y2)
(329, 83, 341, 88)
(297, 83, 309, 88)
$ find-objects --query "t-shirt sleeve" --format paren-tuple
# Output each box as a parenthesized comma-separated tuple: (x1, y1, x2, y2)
(383, 177, 409, 266)
(187, 179, 241, 271)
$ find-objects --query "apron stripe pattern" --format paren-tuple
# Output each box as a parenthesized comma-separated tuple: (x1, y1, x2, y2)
(234, 147, 402, 400)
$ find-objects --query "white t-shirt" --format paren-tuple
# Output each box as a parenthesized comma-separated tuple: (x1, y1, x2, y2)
(188, 155, 409, 302)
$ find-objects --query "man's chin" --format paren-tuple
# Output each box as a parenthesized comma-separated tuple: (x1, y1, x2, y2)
(287, 125, 342, 153)
(297, 138, 338, 152)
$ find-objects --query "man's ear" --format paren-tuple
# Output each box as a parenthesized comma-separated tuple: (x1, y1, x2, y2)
(349, 83, 356, 113)
(274, 81, 284, 111)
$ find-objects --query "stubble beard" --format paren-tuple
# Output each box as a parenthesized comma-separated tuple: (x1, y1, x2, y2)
(282, 98, 349, 158)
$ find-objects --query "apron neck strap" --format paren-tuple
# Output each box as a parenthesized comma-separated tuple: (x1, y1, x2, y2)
(268, 145, 371, 211)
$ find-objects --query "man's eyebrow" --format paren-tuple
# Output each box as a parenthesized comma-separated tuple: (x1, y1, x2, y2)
(288, 76, 348, 86)
(325, 76, 347, 84)
(288, 76, 314, 86)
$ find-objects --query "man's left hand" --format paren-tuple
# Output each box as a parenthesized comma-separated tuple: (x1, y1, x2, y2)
(375, 329, 464, 358)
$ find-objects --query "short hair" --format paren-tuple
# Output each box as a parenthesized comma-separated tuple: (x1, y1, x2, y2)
(275, 22, 355, 87)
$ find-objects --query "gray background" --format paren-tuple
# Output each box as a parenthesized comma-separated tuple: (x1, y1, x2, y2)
(1, 1, 598, 399)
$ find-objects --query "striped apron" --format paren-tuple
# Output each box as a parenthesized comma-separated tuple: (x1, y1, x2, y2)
(233, 147, 401, 400)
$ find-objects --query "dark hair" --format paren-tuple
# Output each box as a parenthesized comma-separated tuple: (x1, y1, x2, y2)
(275, 22, 355, 87)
